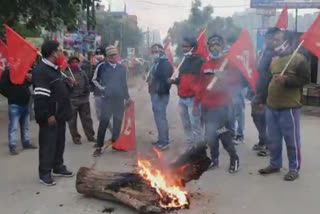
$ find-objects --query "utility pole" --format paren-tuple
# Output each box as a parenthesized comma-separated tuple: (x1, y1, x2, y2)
(92, 0, 96, 30)
(295, 8, 298, 32)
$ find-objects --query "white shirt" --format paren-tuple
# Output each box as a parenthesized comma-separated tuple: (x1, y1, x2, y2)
(42, 58, 59, 70)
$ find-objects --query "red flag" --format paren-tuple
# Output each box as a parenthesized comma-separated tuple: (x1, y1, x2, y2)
(56, 53, 69, 71)
(276, 4, 288, 29)
(112, 102, 136, 151)
(5, 25, 37, 84)
(164, 40, 174, 66)
(0, 40, 8, 79)
(227, 30, 259, 91)
(300, 13, 320, 59)
(195, 28, 210, 61)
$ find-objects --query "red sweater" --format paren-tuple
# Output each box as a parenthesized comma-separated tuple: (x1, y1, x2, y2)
(194, 58, 240, 110)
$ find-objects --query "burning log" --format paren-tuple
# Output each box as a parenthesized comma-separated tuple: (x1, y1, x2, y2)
(76, 145, 211, 213)
(76, 167, 164, 213)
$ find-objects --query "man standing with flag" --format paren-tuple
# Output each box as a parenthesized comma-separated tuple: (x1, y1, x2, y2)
(0, 67, 38, 155)
(194, 35, 240, 173)
(33, 40, 74, 186)
(172, 37, 204, 148)
(251, 27, 279, 156)
(258, 30, 310, 181)
(148, 44, 173, 150)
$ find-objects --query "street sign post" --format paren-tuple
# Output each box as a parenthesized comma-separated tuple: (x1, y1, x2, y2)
(251, 0, 320, 9)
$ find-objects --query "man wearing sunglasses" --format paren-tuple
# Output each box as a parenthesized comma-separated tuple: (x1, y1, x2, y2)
(93, 46, 131, 157)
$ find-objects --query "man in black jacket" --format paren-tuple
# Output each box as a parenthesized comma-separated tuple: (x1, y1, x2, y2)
(251, 27, 279, 155)
(33, 40, 74, 186)
(0, 67, 37, 155)
(93, 46, 131, 157)
(148, 44, 173, 150)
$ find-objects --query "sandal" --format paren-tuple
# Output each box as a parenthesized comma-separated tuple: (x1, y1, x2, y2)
(259, 166, 280, 175)
(284, 171, 299, 181)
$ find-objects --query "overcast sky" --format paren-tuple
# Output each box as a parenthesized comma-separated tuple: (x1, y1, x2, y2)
(102, 0, 318, 36)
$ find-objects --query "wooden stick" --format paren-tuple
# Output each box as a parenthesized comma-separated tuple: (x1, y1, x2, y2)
(67, 66, 76, 81)
(280, 40, 304, 76)
(206, 58, 229, 90)
(170, 55, 186, 80)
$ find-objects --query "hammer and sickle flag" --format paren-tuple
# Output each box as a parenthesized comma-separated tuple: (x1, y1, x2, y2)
(112, 101, 136, 151)
(227, 30, 259, 92)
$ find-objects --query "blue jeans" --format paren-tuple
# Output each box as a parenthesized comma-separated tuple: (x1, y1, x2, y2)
(179, 97, 202, 145)
(266, 107, 301, 171)
(230, 103, 245, 137)
(151, 94, 170, 144)
(8, 104, 30, 149)
(251, 106, 268, 146)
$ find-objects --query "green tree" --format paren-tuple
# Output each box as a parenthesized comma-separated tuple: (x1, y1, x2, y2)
(0, 0, 102, 37)
(96, 12, 142, 57)
(168, 0, 241, 57)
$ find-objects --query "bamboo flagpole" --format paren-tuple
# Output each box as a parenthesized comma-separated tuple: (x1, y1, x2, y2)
(206, 58, 229, 90)
(170, 46, 196, 80)
(280, 40, 304, 76)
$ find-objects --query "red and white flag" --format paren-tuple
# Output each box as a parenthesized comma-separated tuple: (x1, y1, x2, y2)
(0, 39, 8, 79)
(112, 102, 136, 151)
(300, 13, 320, 59)
(195, 28, 210, 61)
(5, 24, 37, 84)
(276, 3, 288, 29)
(164, 40, 174, 66)
(227, 30, 259, 92)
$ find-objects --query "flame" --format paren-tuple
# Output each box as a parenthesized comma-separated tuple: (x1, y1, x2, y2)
(137, 159, 189, 209)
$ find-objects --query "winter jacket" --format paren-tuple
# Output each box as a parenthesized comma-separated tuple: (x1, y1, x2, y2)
(149, 57, 173, 95)
(70, 69, 90, 104)
(252, 47, 274, 105)
(194, 57, 240, 110)
(92, 61, 105, 96)
(175, 54, 204, 98)
(92, 62, 129, 100)
(267, 53, 310, 109)
(0, 68, 31, 106)
(33, 59, 73, 124)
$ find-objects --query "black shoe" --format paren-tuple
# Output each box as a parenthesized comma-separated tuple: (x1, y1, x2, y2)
(52, 166, 74, 177)
(155, 142, 169, 151)
(9, 147, 19, 155)
(93, 148, 102, 157)
(40, 175, 56, 186)
(252, 144, 265, 151)
(229, 158, 240, 173)
(257, 149, 269, 157)
(209, 159, 219, 170)
(88, 137, 97, 143)
(93, 143, 100, 148)
(73, 139, 82, 144)
(152, 140, 160, 145)
(23, 143, 38, 149)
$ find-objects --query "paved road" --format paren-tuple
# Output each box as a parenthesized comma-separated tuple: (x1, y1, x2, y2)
(0, 82, 320, 214)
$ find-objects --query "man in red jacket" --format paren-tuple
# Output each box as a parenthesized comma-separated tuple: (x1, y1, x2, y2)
(172, 37, 204, 148)
(194, 35, 240, 173)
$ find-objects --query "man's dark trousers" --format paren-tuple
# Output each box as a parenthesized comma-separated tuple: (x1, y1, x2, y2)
(97, 98, 125, 147)
(39, 121, 66, 177)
